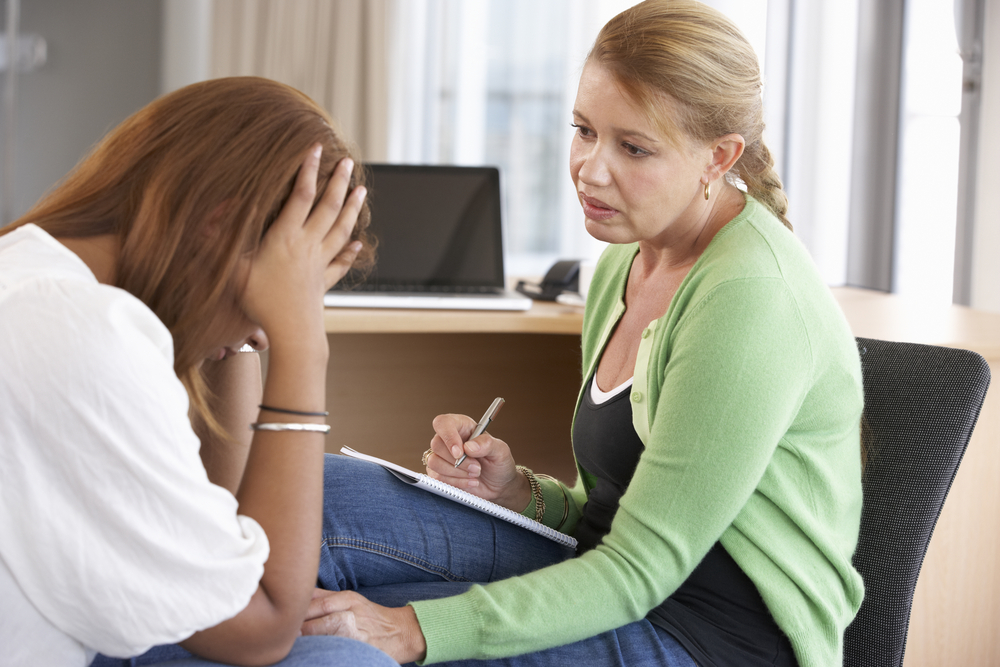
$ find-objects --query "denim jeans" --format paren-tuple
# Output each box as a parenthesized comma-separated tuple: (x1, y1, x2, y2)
(97, 454, 696, 667)
(91, 635, 395, 667)
(318, 454, 697, 667)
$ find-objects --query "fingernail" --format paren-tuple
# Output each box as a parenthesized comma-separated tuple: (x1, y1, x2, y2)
(313, 145, 323, 159)
(467, 479, 479, 488)
(350, 241, 362, 253)
(452, 446, 462, 459)
(468, 463, 481, 476)
(466, 440, 480, 453)
(343, 157, 354, 172)
(355, 186, 367, 201)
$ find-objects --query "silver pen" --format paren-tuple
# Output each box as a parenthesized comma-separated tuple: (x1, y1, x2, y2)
(454, 397, 505, 468)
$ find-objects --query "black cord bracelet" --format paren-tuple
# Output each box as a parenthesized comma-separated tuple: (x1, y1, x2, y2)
(258, 404, 330, 417)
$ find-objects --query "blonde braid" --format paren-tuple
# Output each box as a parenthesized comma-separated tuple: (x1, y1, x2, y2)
(735, 141, 791, 230)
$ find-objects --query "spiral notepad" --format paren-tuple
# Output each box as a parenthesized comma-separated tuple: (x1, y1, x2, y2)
(340, 446, 577, 549)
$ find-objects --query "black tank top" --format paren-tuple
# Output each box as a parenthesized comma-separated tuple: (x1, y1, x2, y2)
(573, 375, 797, 667)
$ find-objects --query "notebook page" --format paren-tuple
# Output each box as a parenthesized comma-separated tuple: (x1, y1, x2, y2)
(340, 447, 577, 549)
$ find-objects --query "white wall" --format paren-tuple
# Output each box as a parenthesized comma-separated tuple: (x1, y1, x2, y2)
(7, 0, 161, 220)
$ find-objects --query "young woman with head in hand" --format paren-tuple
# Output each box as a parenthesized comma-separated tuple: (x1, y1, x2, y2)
(306, 1, 865, 665)
(0, 77, 397, 667)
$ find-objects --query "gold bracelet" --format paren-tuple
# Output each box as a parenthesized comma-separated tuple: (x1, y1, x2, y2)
(537, 473, 569, 529)
(516, 465, 545, 523)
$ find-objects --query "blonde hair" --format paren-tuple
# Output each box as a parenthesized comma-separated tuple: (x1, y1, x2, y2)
(589, 0, 791, 229)
(1, 76, 374, 429)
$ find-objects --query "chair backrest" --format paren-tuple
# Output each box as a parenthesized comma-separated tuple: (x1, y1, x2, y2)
(843, 337, 991, 667)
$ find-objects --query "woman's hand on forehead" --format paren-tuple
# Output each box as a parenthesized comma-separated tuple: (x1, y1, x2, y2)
(240, 145, 366, 351)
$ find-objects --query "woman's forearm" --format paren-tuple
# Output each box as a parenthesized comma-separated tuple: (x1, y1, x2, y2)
(182, 146, 364, 664)
(197, 351, 263, 495)
(238, 336, 330, 621)
(181, 336, 330, 664)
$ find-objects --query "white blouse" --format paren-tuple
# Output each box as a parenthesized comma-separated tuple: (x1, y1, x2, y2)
(0, 225, 269, 666)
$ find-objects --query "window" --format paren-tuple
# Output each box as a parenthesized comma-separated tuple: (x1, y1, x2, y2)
(893, 0, 965, 303)
(387, 0, 769, 276)
(385, 0, 968, 301)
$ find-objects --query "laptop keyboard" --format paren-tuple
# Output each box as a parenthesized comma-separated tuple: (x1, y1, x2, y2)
(352, 284, 502, 294)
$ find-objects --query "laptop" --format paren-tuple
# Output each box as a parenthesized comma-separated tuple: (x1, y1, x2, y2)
(324, 163, 532, 311)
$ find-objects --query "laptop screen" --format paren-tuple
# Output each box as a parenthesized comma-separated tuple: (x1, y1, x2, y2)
(336, 164, 506, 291)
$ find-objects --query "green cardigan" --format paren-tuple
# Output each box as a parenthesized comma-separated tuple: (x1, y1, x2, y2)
(411, 195, 865, 666)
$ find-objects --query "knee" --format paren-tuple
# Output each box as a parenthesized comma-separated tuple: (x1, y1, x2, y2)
(323, 453, 379, 490)
(322, 454, 397, 516)
(290, 635, 397, 667)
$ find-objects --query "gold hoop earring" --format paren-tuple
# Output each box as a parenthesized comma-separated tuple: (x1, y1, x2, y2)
(704, 182, 711, 201)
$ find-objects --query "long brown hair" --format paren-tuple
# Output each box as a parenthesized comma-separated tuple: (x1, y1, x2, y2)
(1, 76, 373, 427)
(589, 0, 791, 229)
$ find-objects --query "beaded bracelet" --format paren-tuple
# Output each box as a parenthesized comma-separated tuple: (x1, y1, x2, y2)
(259, 404, 330, 417)
(250, 422, 331, 434)
(537, 473, 569, 529)
(516, 465, 545, 523)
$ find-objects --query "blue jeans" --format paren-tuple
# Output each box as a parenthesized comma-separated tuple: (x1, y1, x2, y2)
(91, 636, 395, 666)
(319, 454, 696, 667)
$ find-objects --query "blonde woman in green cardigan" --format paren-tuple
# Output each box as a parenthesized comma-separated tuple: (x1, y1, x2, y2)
(306, 2, 864, 665)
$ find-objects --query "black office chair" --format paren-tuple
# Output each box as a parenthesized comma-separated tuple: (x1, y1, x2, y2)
(843, 337, 991, 667)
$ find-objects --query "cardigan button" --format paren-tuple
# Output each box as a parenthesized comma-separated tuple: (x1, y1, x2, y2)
(631, 391, 642, 403)
(641, 328, 652, 339)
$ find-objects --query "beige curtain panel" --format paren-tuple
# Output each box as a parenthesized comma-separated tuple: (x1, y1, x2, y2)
(211, 0, 390, 161)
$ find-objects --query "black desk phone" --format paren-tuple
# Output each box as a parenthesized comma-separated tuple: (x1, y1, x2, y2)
(515, 259, 581, 301)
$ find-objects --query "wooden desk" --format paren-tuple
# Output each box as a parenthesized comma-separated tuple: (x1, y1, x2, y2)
(323, 287, 1000, 667)
(323, 300, 584, 480)
(323, 300, 584, 335)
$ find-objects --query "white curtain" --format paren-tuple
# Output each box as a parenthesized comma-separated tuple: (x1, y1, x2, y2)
(210, 0, 391, 161)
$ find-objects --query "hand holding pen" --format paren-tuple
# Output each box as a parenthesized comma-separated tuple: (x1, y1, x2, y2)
(427, 398, 536, 511)
(454, 397, 505, 467)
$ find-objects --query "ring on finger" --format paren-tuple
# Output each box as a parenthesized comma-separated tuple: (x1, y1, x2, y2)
(421, 448, 433, 467)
